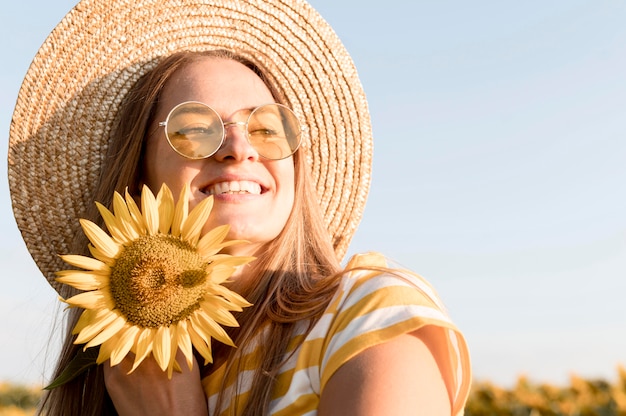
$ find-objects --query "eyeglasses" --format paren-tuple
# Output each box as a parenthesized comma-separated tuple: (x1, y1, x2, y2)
(158, 101, 302, 160)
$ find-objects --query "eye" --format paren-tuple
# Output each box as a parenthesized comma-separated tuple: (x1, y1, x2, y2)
(250, 128, 278, 136)
(174, 124, 216, 139)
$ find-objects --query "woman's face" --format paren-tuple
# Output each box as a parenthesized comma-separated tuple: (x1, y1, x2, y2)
(142, 57, 295, 256)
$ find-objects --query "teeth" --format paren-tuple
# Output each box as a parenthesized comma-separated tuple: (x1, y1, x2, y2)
(208, 181, 262, 195)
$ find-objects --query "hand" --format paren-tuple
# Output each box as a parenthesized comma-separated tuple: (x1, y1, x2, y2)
(103, 350, 209, 416)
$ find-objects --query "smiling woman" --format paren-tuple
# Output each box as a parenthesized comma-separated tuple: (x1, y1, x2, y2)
(7, 0, 470, 415)
(141, 56, 296, 255)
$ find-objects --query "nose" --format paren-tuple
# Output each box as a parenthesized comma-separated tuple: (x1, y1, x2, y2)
(212, 121, 259, 162)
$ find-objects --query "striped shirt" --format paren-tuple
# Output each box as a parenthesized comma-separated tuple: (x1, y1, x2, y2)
(202, 252, 471, 415)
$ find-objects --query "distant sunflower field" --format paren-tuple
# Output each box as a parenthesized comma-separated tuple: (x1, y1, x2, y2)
(466, 366, 626, 416)
(1, 365, 625, 415)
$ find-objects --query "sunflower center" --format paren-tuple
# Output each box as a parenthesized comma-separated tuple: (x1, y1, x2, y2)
(110, 234, 208, 328)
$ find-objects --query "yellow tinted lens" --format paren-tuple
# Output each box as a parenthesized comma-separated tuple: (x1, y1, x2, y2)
(248, 104, 301, 159)
(166, 102, 223, 158)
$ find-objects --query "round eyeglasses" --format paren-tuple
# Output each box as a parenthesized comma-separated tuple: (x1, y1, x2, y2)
(158, 101, 302, 160)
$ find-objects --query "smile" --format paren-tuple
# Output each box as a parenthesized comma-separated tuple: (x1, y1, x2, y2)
(206, 180, 262, 196)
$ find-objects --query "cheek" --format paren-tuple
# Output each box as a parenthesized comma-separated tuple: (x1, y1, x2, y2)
(142, 137, 188, 193)
(278, 164, 296, 224)
(277, 163, 296, 204)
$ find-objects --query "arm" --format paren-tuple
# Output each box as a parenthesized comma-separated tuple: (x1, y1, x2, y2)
(318, 326, 452, 415)
(103, 350, 209, 416)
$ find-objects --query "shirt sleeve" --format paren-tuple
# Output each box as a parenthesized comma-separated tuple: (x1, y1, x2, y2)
(319, 252, 471, 415)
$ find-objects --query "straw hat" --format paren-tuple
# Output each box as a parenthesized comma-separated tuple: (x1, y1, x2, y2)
(8, 0, 372, 293)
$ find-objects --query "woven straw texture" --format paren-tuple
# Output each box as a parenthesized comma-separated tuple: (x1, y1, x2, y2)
(8, 0, 372, 293)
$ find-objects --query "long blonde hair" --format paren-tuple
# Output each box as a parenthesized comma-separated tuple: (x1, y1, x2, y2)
(39, 50, 343, 415)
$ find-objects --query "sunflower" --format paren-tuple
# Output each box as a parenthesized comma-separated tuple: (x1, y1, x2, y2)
(56, 183, 253, 379)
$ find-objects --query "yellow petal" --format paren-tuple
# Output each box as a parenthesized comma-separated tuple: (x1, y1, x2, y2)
(212, 255, 256, 267)
(79, 219, 120, 259)
(202, 294, 243, 313)
(73, 308, 118, 343)
(166, 326, 180, 378)
(156, 184, 175, 234)
(140, 185, 159, 235)
(97, 334, 119, 364)
(171, 185, 190, 237)
(109, 325, 140, 366)
(88, 244, 117, 266)
(196, 225, 231, 257)
(199, 300, 239, 327)
(130, 328, 155, 373)
(84, 314, 126, 349)
(191, 312, 234, 347)
(209, 284, 252, 308)
(182, 195, 213, 245)
(113, 192, 139, 240)
(125, 189, 147, 235)
(187, 324, 213, 365)
(64, 290, 108, 310)
(60, 254, 109, 272)
(153, 326, 172, 371)
(73, 309, 96, 334)
(206, 259, 253, 284)
(55, 270, 109, 291)
(176, 321, 194, 370)
(199, 238, 249, 258)
(96, 202, 128, 244)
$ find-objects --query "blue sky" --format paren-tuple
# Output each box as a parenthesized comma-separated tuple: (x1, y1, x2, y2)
(1, 1, 625, 387)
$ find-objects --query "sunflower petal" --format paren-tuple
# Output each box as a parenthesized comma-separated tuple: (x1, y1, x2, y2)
(73, 309, 118, 343)
(140, 185, 159, 235)
(211, 255, 256, 268)
(191, 312, 234, 347)
(83, 314, 126, 348)
(199, 239, 249, 257)
(109, 325, 140, 366)
(156, 184, 175, 234)
(64, 290, 108, 310)
(176, 321, 194, 370)
(125, 189, 147, 235)
(113, 192, 140, 240)
(88, 244, 118, 266)
(182, 195, 213, 245)
(187, 324, 213, 365)
(199, 300, 239, 327)
(73, 309, 96, 334)
(130, 328, 155, 373)
(55, 270, 109, 291)
(97, 336, 118, 364)
(166, 326, 180, 378)
(206, 260, 253, 284)
(153, 326, 171, 371)
(200, 301, 239, 327)
(196, 225, 232, 257)
(79, 219, 120, 260)
(209, 284, 252, 308)
(96, 202, 128, 244)
(60, 254, 109, 273)
(171, 185, 190, 237)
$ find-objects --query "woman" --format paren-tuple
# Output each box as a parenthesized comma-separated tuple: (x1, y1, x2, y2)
(8, 1, 470, 415)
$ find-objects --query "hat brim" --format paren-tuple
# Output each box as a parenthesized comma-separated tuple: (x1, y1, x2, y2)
(8, 0, 372, 293)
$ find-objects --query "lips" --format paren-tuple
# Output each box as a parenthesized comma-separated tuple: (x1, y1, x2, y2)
(206, 180, 262, 195)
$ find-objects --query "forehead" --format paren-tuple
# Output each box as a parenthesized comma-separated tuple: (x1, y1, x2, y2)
(159, 57, 275, 114)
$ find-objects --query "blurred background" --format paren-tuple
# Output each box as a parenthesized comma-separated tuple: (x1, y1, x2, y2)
(1, 0, 625, 393)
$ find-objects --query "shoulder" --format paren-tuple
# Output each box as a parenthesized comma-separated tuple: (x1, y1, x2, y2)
(319, 252, 472, 414)
(328, 252, 455, 329)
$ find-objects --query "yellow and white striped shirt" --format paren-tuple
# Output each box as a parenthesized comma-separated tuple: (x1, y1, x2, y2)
(203, 252, 471, 415)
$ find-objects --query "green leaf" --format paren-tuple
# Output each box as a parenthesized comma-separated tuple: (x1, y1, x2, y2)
(44, 347, 99, 390)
